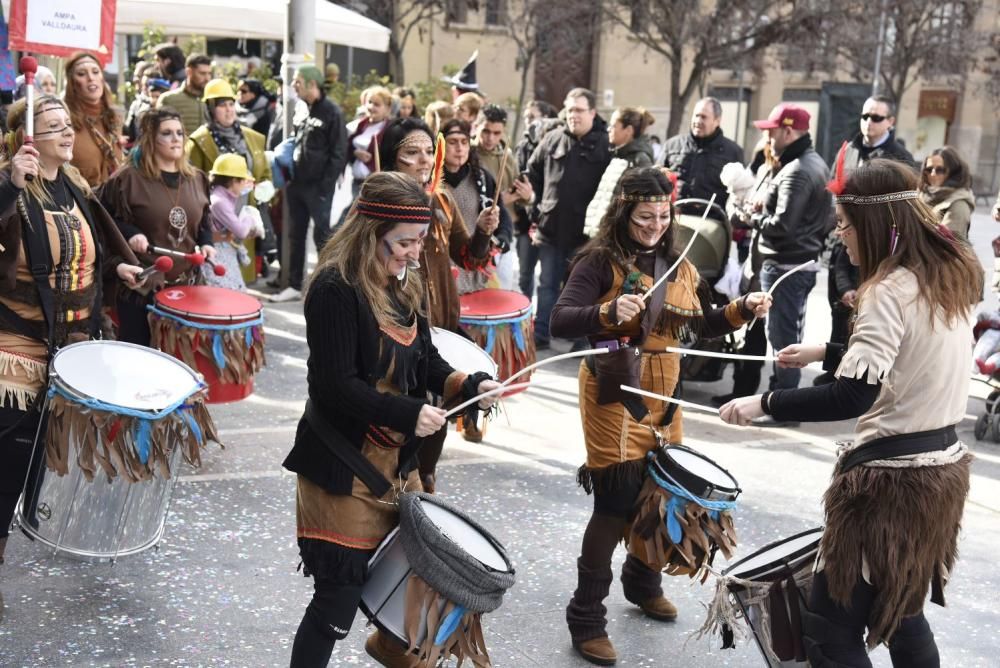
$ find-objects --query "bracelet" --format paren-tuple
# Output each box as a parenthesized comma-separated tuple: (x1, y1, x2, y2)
(760, 391, 772, 416)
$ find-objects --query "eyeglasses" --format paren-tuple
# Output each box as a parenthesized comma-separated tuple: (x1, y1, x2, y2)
(923, 166, 947, 175)
(860, 113, 887, 122)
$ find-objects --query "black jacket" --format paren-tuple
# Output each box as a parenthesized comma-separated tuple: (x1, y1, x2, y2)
(291, 93, 347, 191)
(660, 128, 744, 211)
(527, 116, 612, 251)
(282, 268, 456, 496)
(755, 134, 833, 265)
(840, 131, 914, 171)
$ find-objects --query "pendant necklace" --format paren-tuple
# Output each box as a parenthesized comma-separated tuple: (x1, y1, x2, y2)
(165, 175, 188, 245)
(52, 176, 81, 230)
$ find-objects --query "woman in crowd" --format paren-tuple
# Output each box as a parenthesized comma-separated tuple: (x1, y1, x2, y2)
(187, 78, 272, 284)
(14, 65, 56, 100)
(423, 100, 453, 137)
(918, 146, 975, 241)
(393, 86, 419, 119)
(236, 78, 275, 138)
(63, 52, 124, 188)
(550, 167, 770, 666)
(336, 86, 393, 228)
(378, 116, 498, 493)
(205, 154, 264, 291)
(101, 108, 216, 346)
(283, 171, 499, 668)
(721, 159, 981, 667)
(0, 96, 141, 568)
(607, 107, 656, 168)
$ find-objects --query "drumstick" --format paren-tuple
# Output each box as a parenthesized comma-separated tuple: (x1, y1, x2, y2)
(490, 150, 509, 212)
(443, 382, 531, 419)
(499, 347, 611, 387)
(204, 257, 227, 276)
(619, 384, 721, 414)
(150, 246, 206, 266)
(663, 345, 823, 366)
(746, 259, 816, 331)
(19, 57, 37, 182)
(136, 256, 173, 281)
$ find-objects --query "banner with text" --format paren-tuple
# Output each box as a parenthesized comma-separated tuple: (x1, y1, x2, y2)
(8, 0, 116, 66)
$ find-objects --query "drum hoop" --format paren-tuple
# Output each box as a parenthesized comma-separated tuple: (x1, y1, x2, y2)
(409, 492, 514, 574)
(153, 303, 262, 323)
(654, 444, 741, 502)
(722, 527, 824, 584)
(430, 328, 499, 376)
(459, 307, 532, 322)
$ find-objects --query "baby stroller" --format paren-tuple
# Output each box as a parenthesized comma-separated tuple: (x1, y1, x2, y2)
(972, 314, 1000, 442)
(672, 197, 739, 383)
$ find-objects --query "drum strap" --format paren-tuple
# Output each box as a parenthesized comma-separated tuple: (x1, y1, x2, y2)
(303, 399, 392, 499)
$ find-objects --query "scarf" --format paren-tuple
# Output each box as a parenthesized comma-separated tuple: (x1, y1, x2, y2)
(210, 122, 252, 173)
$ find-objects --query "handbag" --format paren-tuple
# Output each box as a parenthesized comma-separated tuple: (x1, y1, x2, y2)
(592, 253, 670, 405)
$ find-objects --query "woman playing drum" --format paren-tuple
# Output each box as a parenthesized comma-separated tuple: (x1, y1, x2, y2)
(101, 108, 217, 346)
(281, 172, 500, 667)
(721, 159, 981, 667)
(0, 96, 142, 567)
(550, 167, 770, 666)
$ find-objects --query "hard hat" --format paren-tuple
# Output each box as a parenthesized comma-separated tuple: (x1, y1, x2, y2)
(202, 78, 236, 102)
(209, 153, 251, 180)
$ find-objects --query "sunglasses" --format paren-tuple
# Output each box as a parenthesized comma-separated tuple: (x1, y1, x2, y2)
(860, 113, 888, 122)
(923, 166, 947, 175)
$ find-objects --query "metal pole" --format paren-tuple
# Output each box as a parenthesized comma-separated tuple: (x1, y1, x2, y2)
(735, 67, 745, 149)
(871, 0, 888, 96)
(347, 46, 354, 84)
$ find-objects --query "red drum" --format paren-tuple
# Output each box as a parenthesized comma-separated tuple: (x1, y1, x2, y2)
(149, 286, 265, 403)
(459, 290, 535, 395)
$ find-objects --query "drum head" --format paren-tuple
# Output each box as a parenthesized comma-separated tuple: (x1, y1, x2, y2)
(724, 528, 823, 582)
(422, 500, 510, 572)
(154, 285, 262, 322)
(667, 447, 738, 489)
(431, 327, 498, 377)
(460, 289, 532, 321)
(51, 341, 203, 411)
(654, 444, 740, 501)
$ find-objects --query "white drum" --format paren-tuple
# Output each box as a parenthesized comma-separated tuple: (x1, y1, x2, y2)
(18, 341, 209, 560)
(430, 327, 497, 378)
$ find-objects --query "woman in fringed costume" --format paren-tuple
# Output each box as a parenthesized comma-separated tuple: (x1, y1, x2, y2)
(282, 172, 500, 668)
(377, 117, 499, 492)
(721, 159, 982, 667)
(0, 97, 142, 569)
(550, 167, 771, 666)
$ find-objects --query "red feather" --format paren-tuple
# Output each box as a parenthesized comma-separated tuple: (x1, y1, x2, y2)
(664, 169, 679, 203)
(827, 141, 849, 196)
(428, 133, 446, 194)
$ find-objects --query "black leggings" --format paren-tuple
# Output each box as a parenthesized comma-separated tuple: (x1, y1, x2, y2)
(0, 407, 41, 540)
(116, 292, 152, 347)
(804, 571, 940, 667)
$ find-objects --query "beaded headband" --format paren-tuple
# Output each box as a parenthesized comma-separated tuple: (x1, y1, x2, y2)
(834, 190, 920, 205)
(355, 199, 432, 224)
(395, 132, 432, 150)
(619, 193, 671, 203)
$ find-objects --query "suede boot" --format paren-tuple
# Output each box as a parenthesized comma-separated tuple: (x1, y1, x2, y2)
(621, 554, 677, 621)
(365, 629, 418, 668)
(567, 558, 617, 665)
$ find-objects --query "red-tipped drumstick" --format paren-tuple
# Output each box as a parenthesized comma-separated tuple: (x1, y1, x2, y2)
(209, 260, 226, 277)
(19, 56, 37, 182)
(136, 256, 173, 281)
(150, 246, 205, 266)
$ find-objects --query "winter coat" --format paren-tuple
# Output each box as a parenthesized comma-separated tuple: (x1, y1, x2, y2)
(840, 131, 914, 171)
(612, 136, 655, 168)
(921, 187, 976, 242)
(660, 128, 744, 211)
(291, 93, 348, 191)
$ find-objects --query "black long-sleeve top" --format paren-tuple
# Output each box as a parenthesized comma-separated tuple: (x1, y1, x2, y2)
(765, 343, 881, 421)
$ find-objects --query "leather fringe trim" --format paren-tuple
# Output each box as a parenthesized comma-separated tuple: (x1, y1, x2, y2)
(576, 458, 646, 496)
(149, 312, 266, 385)
(404, 574, 492, 667)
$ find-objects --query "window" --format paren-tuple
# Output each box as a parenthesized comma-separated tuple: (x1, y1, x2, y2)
(447, 0, 469, 24)
(486, 0, 507, 26)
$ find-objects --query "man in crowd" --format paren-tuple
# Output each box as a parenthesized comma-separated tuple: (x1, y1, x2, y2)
(660, 97, 744, 215)
(270, 65, 347, 303)
(527, 88, 610, 349)
(156, 54, 212, 136)
(749, 104, 831, 424)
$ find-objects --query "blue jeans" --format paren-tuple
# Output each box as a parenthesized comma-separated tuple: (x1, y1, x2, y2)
(516, 233, 540, 298)
(760, 262, 817, 390)
(535, 241, 573, 341)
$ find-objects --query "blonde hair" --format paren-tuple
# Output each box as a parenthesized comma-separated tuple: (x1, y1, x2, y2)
(424, 100, 453, 136)
(135, 107, 196, 182)
(363, 85, 393, 109)
(2, 96, 91, 206)
(314, 172, 428, 329)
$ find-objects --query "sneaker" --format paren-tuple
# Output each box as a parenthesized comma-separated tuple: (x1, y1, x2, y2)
(270, 286, 302, 303)
(751, 415, 800, 428)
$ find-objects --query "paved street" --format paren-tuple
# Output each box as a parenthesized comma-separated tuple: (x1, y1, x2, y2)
(2, 213, 999, 667)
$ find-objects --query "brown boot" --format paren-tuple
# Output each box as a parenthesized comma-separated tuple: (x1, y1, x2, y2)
(462, 418, 483, 443)
(573, 636, 617, 665)
(639, 595, 678, 621)
(420, 473, 436, 494)
(364, 629, 418, 668)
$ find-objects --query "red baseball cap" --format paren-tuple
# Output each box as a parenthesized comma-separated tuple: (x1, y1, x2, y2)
(753, 103, 811, 131)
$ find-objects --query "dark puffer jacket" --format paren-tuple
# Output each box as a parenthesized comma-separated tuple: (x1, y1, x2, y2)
(612, 135, 655, 168)
(291, 92, 347, 192)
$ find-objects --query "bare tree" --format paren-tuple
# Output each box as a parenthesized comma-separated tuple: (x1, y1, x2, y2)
(606, 0, 827, 137)
(340, 0, 479, 83)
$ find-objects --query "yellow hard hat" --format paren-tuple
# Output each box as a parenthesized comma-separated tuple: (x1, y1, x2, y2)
(209, 154, 251, 180)
(202, 78, 236, 102)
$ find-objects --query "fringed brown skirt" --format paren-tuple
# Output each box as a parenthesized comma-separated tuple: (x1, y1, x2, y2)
(820, 454, 972, 647)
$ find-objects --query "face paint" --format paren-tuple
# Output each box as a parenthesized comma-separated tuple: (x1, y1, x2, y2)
(33, 124, 74, 141)
(381, 227, 428, 280)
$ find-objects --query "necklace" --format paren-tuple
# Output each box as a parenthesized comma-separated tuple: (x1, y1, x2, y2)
(48, 175, 82, 231)
(163, 174, 188, 245)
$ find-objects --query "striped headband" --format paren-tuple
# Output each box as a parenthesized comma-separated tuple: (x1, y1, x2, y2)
(620, 193, 672, 203)
(355, 199, 432, 224)
(835, 190, 919, 205)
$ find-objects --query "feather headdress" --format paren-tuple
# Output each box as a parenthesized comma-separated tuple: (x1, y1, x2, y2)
(428, 133, 446, 194)
(827, 141, 849, 196)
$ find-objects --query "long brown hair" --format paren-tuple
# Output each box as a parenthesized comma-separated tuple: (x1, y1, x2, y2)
(134, 107, 196, 182)
(2, 96, 91, 205)
(314, 172, 427, 328)
(839, 159, 982, 324)
(63, 52, 120, 135)
(614, 106, 656, 136)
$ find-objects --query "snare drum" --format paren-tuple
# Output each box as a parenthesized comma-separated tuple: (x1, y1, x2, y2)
(721, 528, 823, 667)
(17, 341, 216, 560)
(149, 286, 265, 403)
(459, 290, 535, 394)
(628, 444, 740, 578)
(361, 493, 515, 663)
(430, 327, 498, 378)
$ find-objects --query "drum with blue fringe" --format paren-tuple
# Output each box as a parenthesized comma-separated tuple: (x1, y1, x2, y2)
(458, 289, 534, 395)
(627, 443, 740, 580)
(149, 286, 265, 403)
(17, 341, 218, 560)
